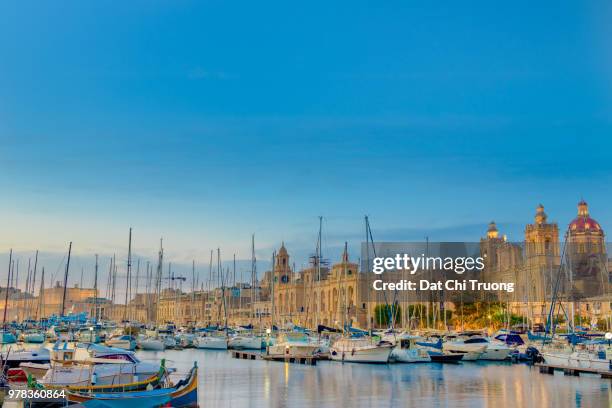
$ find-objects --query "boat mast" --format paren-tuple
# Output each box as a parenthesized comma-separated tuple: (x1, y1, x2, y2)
(218, 248, 229, 335)
(60, 242, 72, 318)
(134, 259, 140, 324)
(3, 249, 13, 329)
(270, 251, 275, 331)
(29, 250, 38, 322)
(37, 267, 45, 322)
(364, 216, 371, 334)
(93, 254, 98, 321)
(251, 235, 257, 329)
(154, 239, 163, 324)
(124, 228, 132, 326)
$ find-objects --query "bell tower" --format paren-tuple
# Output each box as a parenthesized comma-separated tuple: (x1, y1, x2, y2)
(274, 243, 291, 284)
(524, 204, 560, 266)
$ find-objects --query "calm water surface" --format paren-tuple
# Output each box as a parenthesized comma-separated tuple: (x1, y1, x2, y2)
(135, 349, 612, 408)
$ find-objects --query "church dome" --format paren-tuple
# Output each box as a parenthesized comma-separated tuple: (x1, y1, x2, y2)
(569, 200, 603, 234)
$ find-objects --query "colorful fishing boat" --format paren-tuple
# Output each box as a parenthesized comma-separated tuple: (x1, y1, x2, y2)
(28, 359, 169, 394)
(67, 362, 198, 407)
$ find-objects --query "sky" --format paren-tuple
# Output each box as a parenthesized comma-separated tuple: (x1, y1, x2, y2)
(1, 1, 612, 294)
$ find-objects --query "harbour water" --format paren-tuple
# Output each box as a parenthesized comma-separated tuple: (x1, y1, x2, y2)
(136, 349, 611, 408)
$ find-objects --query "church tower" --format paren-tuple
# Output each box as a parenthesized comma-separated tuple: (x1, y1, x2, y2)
(565, 200, 607, 297)
(274, 243, 292, 284)
(524, 204, 560, 266)
(480, 221, 504, 275)
(522, 204, 560, 305)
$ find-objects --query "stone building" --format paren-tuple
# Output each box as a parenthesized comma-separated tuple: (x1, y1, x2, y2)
(270, 243, 369, 329)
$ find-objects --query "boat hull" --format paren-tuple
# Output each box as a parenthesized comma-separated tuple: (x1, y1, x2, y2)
(138, 339, 165, 351)
(481, 346, 511, 361)
(194, 336, 228, 350)
(542, 351, 611, 372)
(330, 345, 392, 363)
(267, 344, 319, 358)
(229, 336, 263, 350)
(391, 347, 431, 363)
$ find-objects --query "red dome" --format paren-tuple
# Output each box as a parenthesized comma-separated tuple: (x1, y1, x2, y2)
(569, 216, 603, 233)
(569, 200, 603, 234)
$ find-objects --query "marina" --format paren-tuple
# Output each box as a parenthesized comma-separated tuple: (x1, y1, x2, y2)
(0, 341, 609, 407)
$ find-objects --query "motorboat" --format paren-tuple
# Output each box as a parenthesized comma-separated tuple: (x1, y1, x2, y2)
(162, 335, 178, 349)
(193, 332, 228, 350)
(76, 327, 101, 343)
(267, 332, 320, 358)
(542, 347, 611, 372)
(442, 336, 486, 361)
(39, 342, 161, 386)
(329, 336, 393, 363)
(105, 335, 137, 351)
(137, 335, 165, 351)
(229, 334, 263, 350)
(2, 346, 50, 368)
(390, 335, 431, 363)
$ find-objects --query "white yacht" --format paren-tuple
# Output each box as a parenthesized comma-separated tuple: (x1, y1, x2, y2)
(229, 334, 263, 350)
(390, 335, 431, 363)
(442, 336, 487, 361)
(330, 336, 393, 363)
(267, 332, 319, 358)
(448, 333, 511, 361)
(137, 334, 165, 351)
(194, 332, 228, 350)
(542, 348, 611, 372)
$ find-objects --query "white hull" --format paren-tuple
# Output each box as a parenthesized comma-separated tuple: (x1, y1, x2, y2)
(105, 340, 135, 351)
(195, 336, 228, 350)
(443, 342, 486, 361)
(40, 362, 158, 386)
(330, 345, 392, 363)
(542, 351, 611, 372)
(445, 350, 483, 361)
(391, 347, 431, 363)
(138, 338, 165, 351)
(19, 363, 50, 379)
(481, 346, 511, 361)
(229, 336, 262, 350)
(267, 344, 319, 358)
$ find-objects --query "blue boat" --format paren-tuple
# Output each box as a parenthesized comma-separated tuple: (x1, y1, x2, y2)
(68, 362, 198, 408)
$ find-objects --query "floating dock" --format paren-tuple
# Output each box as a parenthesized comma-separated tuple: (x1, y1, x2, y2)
(535, 363, 612, 379)
(231, 351, 318, 365)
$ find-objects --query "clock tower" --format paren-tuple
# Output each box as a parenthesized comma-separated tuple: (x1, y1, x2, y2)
(274, 243, 292, 284)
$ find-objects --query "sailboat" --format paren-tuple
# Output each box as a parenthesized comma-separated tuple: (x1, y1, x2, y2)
(229, 236, 264, 350)
(330, 220, 396, 364)
(1, 250, 16, 344)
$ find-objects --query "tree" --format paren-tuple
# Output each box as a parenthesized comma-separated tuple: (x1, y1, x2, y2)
(374, 304, 401, 327)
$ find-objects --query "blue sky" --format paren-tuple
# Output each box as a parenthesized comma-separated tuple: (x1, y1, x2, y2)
(1, 2, 612, 291)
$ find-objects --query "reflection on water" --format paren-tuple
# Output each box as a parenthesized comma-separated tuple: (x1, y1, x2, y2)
(135, 350, 611, 408)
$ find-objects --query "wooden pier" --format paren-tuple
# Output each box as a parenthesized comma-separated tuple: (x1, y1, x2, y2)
(231, 351, 318, 365)
(535, 363, 612, 379)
